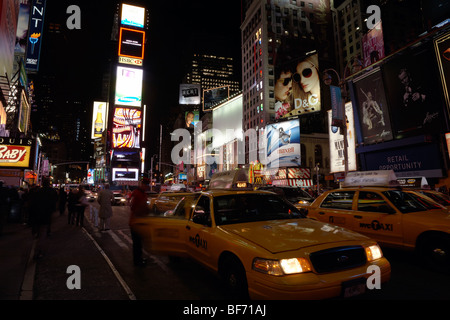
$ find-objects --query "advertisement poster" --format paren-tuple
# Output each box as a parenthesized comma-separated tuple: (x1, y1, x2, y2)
(265, 119, 301, 168)
(353, 68, 393, 144)
(112, 107, 141, 149)
(362, 20, 385, 67)
(274, 53, 321, 119)
(120, 3, 145, 29)
(328, 102, 357, 173)
(382, 45, 443, 138)
(91, 101, 108, 139)
(179, 84, 201, 105)
(115, 66, 143, 107)
(203, 86, 229, 111)
(118, 27, 145, 59)
(25, 0, 46, 72)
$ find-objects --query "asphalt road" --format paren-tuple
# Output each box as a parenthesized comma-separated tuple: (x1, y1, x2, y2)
(31, 203, 450, 303)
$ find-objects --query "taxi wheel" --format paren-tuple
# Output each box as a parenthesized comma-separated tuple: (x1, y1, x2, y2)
(220, 256, 249, 299)
(419, 234, 450, 272)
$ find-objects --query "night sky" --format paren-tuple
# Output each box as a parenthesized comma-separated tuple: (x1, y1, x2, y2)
(38, 0, 242, 153)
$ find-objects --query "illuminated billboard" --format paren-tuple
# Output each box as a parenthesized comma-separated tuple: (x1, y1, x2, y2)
(112, 107, 141, 149)
(203, 86, 229, 111)
(25, 0, 46, 72)
(328, 102, 357, 173)
(115, 66, 143, 107)
(0, 137, 34, 169)
(118, 27, 145, 60)
(265, 119, 301, 168)
(274, 49, 321, 120)
(112, 167, 139, 181)
(121, 3, 145, 29)
(18, 90, 30, 134)
(91, 101, 108, 139)
(179, 84, 201, 105)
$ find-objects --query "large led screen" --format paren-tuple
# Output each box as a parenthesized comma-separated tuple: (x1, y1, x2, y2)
(120, 3, 145, 29)
(328, 102, 357, 173)
(118, 27, 145, 60)
(112, 107, 141, 149)
(382, 45, 443, 139)
(353, 68, 393, 145)
(115, 66, 143, 107)
(25, 0, 46, 72)
(265, 119, 301, 168)
(274, 52, 321, 120)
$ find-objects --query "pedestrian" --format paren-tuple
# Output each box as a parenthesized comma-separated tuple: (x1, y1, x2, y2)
(97, 183, 114, 231)
(129, 178, 150, 266)
(67, 188, 77, 224)
(58, 186, 67, 215)
(0, 180, 7, 236)
(74, 186, 89, 227)
(28, 177, 58, 259)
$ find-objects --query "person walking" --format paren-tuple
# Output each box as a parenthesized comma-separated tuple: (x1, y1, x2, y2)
(129, 178, 150, 266)
(58, 186, 67, 216)
(74, 186, 89, 227)
(28, 177, 57, 258)
(67, 188, 77, 224)
(97, 183, 114, 231)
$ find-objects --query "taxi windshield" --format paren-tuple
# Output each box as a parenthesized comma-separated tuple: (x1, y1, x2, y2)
(213, 194, 304, 225)
(383, 190, 443, 213)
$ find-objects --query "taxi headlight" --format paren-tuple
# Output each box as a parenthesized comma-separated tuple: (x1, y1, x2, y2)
(252, 258, 311, 276)
(365, 244, 383, 261)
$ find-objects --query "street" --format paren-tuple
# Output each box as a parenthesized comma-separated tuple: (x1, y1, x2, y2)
(31, 203, 450, 302)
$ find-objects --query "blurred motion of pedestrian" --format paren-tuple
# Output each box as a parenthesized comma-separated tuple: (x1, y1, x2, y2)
(28, 177, 58, 259)
(0, 180, 7, 236)
(67, 188, 77, 224)
(97, 183, 114, 231)
(58, 186, 67, 215)
(129, 178, 150, 266)
(74, 186, 89, 227)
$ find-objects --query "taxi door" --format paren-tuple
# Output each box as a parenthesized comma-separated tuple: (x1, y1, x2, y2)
(185, 195, 214, 269)
(351, 190, 403, 246)
(313, 190, 357, 229)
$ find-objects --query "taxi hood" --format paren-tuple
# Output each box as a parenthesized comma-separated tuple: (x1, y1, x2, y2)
(219, 218, 369, 254)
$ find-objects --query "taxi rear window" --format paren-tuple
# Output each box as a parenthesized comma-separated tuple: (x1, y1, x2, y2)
(213, 194, 303, 225)
(320, 191, 355, 210)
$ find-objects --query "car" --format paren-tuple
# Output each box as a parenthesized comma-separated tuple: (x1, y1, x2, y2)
(149, 191, 199, 214)
(410, 189, 450, 209)
(306, 170, 450, 270)
(257, 185, 315, 212)
(131, 169, 391, 300)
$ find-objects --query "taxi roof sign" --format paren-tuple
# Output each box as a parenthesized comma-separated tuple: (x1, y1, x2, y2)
(209, 169, 250, 190)
(343, 170, 399, 188)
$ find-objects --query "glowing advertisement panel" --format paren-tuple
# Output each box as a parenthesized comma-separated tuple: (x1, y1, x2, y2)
(115, 66, 143, 107)
(118, 27, 145, 59)
(179, 84, 201, 105)
(25, 0, 46, 72)
(274, 50, 321, 120)
(91, 101, 108, 139)
(265, 119, 301, 168)
(112, 107, 141, 149)
(0, 137, 34, 169)
(112, 167, 139, 181)
(328, 102, 357, 173)
(121, 4, 145, 28)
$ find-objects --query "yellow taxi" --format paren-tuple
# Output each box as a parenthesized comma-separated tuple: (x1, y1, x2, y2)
(131, 169, 391, 300)
(149, 191, 199, 215)
(306, 170, 450, 270)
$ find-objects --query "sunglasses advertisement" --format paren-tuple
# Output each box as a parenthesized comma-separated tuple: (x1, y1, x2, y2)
(274, 53, 321, 120)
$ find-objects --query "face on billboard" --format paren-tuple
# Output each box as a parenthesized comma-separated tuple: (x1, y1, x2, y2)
(382, 46, 443, 139)
(121, 4, 145, 28)
(265, 119, 301, 168)
(115, 66, 143, 107)
(112, 107, 141, 149)
(274, 53, 321, 119)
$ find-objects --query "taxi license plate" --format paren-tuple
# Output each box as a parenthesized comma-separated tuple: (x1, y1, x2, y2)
(342, 279, 366, 298)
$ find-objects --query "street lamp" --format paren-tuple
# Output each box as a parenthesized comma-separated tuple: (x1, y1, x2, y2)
(323, 68, 349, 183)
